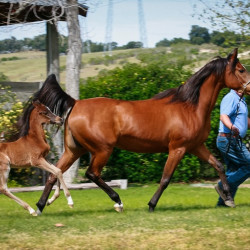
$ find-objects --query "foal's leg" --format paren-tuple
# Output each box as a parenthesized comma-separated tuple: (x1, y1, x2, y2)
(0, 164, 37, 216)
(86, 151, 123, 212)
(148, 147, 185, 212)
(47, 180, 60, 206)
(37, 159, 73, 208)
(191, 144, 234, 207)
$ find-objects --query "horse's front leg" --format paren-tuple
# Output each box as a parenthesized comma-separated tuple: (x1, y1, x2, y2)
(191, 144, 235, 207)
(148, 147, 186, 212)
(36, 150, 81, 214)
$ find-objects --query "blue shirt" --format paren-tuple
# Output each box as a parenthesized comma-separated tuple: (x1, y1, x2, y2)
(219, 90, 248, 138)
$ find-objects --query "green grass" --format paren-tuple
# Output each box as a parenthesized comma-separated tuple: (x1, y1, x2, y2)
(0, 184, 249, 249)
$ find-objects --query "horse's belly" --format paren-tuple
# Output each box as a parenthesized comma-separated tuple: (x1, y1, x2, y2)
(116, 136, 168, 153)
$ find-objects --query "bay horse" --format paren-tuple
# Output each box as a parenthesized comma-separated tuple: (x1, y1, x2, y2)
(0, 101, 73, 216)
(35, 48, 250, 214)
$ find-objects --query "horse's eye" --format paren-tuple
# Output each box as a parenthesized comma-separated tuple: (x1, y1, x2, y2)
(239, 69, 245, 73)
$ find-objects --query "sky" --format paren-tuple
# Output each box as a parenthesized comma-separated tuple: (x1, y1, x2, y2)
(0, 0, 215, 48)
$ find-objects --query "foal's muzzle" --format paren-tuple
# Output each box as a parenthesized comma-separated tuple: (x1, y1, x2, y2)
(51, 117, 64, 126)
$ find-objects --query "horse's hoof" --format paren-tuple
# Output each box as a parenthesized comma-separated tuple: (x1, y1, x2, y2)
(36, 208, 42, 216)
(148, 206, 155, 212)
(68, 204, 74, 209)
(114, 202, 123, 212)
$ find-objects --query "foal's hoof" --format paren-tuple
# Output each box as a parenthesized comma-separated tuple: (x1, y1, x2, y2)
(47, 200, 52, 206)
(114, 202, 123, 212)
(30, 210, 38, 216)
(29, 207, 38, 216)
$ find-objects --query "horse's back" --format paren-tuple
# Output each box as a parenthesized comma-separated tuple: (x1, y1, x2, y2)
(67, 97, 194, 153)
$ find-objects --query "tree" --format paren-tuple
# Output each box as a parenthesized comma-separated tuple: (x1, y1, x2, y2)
(189, 25, 210, 45)
(155, 38, 170, 47)
(63, 0, 82, 184)
(210, 30, 247, 47)
(195, 0, 250, 35)
(125, 41, 143, 49)
(210, 31, 226, 46)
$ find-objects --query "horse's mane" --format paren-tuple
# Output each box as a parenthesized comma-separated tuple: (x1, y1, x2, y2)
(33, 74, 75, 117)
(153, 56, 228, 105)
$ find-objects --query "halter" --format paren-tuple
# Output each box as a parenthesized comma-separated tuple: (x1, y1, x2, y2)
(234, 63, 250, 94)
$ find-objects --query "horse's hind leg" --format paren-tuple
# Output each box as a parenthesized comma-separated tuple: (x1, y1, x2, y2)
(0, 164, 37, 216)
(148, 148, 185, 212)
(191, 144, 234, 207)
(86, 151, 123, 212)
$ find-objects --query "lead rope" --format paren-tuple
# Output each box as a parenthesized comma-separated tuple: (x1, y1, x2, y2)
(226, 95, 243, 155)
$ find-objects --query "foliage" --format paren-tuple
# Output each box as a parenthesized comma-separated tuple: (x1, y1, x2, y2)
(210, 31, 250, 48)
(195, 0, 250, 35)
(189, 25, 210, 45)
(0, 72, 9, 81)
(0, 86, 23, 139)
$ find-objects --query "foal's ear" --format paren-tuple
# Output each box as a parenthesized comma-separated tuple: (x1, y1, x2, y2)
(32, 100, 41, 108)
(227, 48, 238, 64)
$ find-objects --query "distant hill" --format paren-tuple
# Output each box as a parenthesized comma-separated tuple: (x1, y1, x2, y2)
(0, 44, 249, 84)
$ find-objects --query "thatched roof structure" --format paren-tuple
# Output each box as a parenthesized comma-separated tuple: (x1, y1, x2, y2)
(0, 0, 88, 26)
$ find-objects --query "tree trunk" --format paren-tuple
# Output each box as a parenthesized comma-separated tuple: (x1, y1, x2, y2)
(64, 0, 82, 184)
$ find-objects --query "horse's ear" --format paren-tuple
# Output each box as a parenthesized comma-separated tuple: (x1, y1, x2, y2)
(227, 48, 238, 64)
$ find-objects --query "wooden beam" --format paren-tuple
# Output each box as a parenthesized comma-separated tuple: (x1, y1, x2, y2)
(46, 21, 60, 81)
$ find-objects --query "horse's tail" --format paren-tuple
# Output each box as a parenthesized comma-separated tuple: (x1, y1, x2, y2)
(33, 74, 76, 117)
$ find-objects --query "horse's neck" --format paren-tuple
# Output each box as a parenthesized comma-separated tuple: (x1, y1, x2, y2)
(197, 75, 223, 118)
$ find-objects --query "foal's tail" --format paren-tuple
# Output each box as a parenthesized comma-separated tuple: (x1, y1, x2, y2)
(33, 74, 76, 117)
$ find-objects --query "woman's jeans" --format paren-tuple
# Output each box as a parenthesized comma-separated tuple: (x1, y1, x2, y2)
(216, 135, 250, 205)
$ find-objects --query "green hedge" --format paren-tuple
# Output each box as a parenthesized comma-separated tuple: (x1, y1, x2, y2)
(79, 60, 233, 183)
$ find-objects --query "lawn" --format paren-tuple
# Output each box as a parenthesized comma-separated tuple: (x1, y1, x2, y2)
(0, 184, 249, 249)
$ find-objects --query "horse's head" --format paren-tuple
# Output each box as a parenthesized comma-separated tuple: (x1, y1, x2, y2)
(225, 48, 250, 95)
(32, 100, 63, 126)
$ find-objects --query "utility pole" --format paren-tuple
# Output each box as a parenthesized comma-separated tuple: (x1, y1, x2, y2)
(104, 0, 113, 55)
(137, 0, 148, 48)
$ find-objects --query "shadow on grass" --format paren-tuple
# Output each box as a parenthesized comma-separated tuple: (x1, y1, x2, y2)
(38, 204, 224, 217)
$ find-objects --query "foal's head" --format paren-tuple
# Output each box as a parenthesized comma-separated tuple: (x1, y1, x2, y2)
(32, 101, 63, 126)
